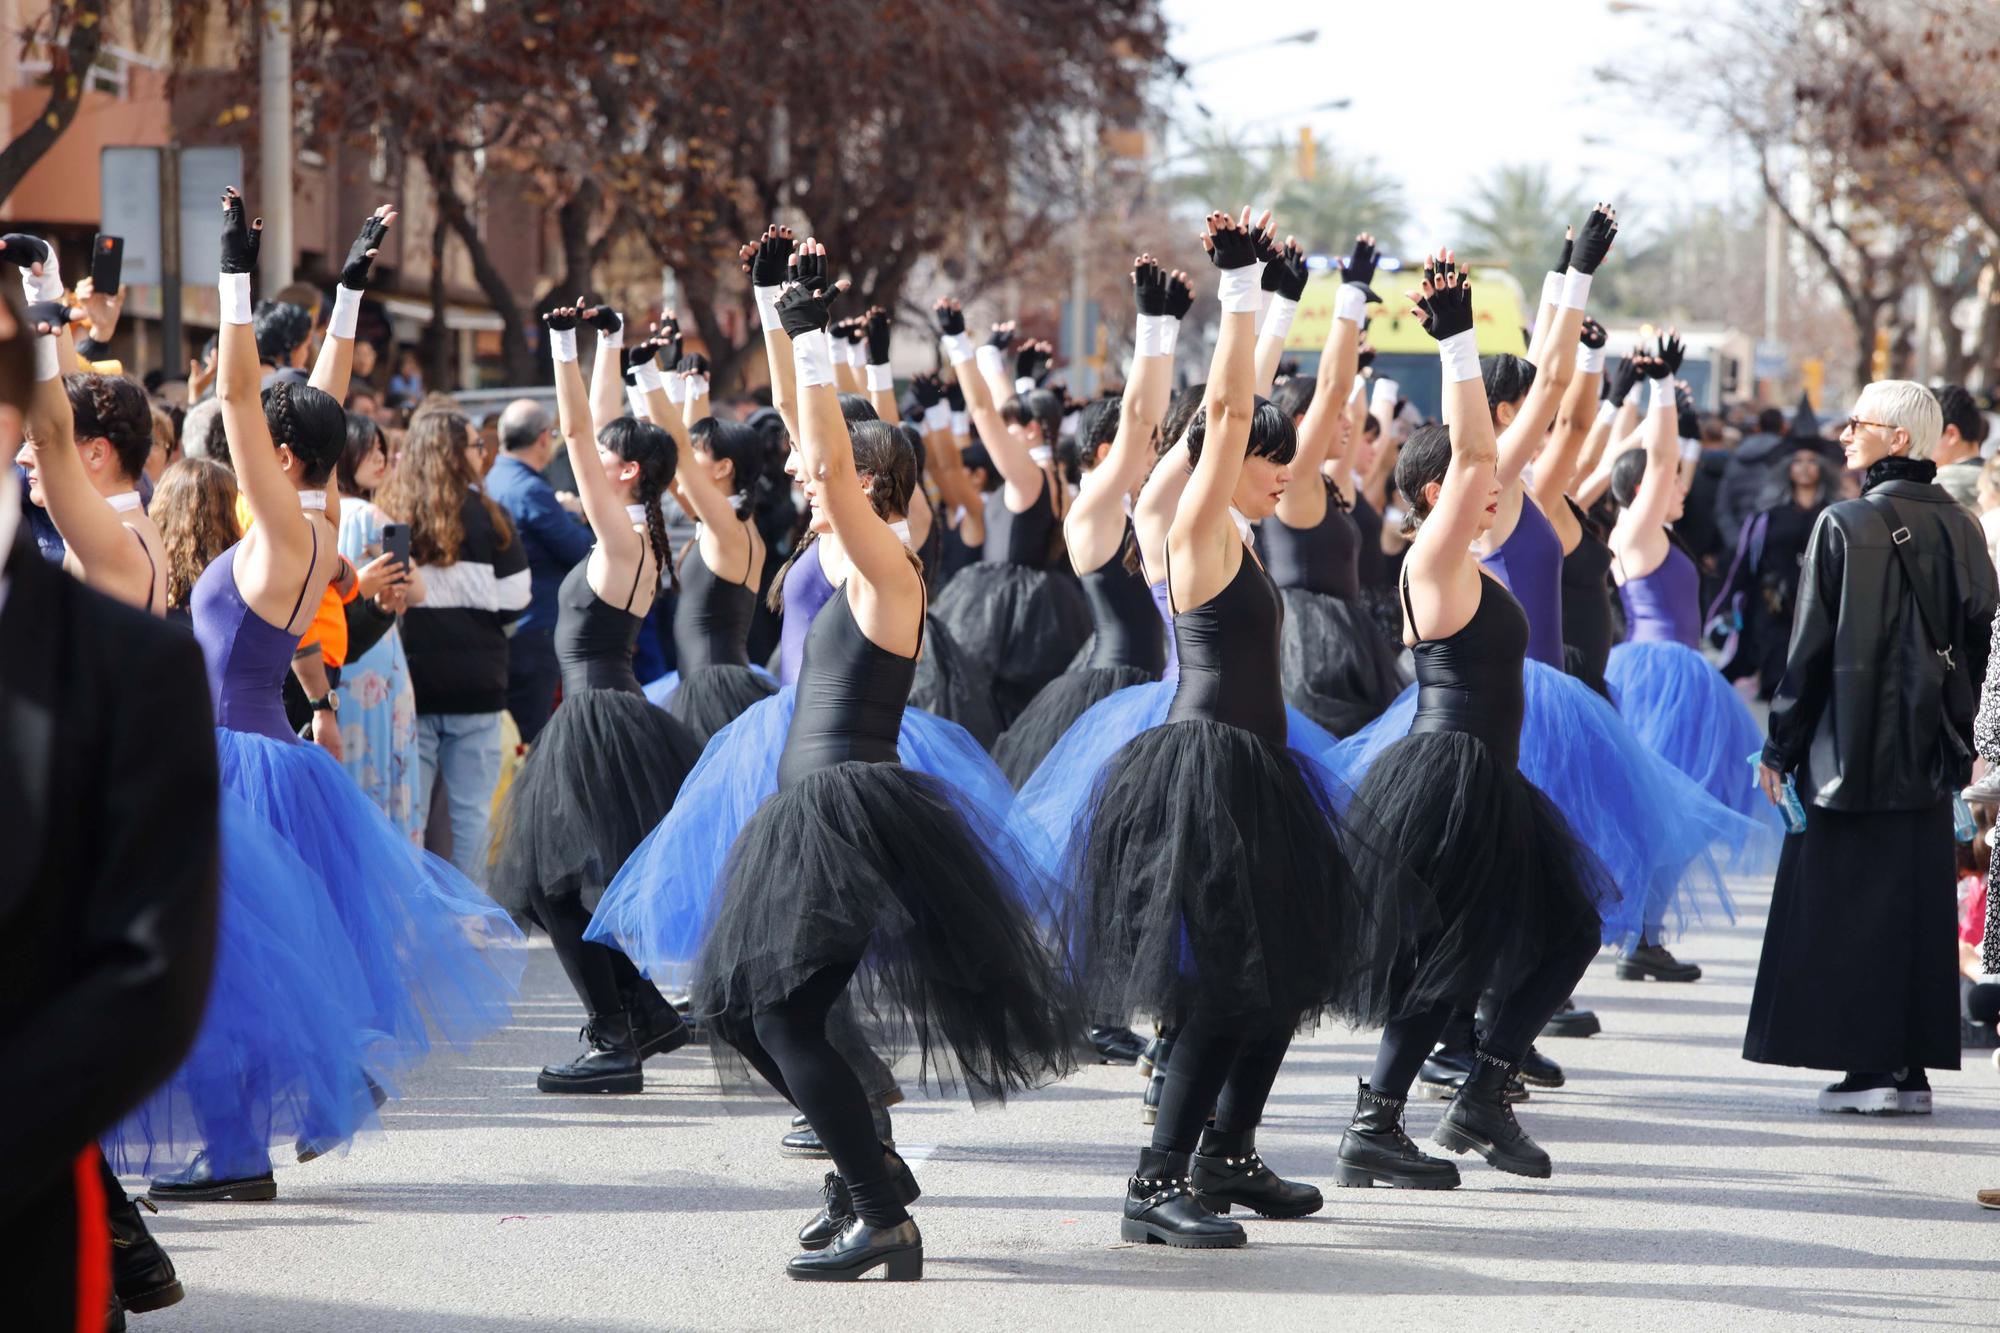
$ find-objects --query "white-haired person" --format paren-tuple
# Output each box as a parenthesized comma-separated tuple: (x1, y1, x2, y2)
(1748, 379, 1998, 1113)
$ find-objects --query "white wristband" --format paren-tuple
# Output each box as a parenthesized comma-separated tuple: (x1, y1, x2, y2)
(329, 285, 361, 340)
(685, 373, 710, 400)
(1135, 312, 1172, 358)
(625, 385, 648, 417)
(1437, 329, 1480, 384)
(1333, 284, 1370, 325)
(922, 403, 950, 433)
(975, 343, 1006, 384)
(1679, 436, 1703, 461)
(32, 333, 60, 382)
(792, 329, 835, 388)
(1578, 343, 1606, 375)
(1217, 264, 1262, 315)
(1163, 320, 1181, 356)
(755, 286, 784, 333)
(1594, 399, 1617, 427)
(1558, 270, 1593, 311)
(1370, 377, 1399, 412)
(940, 331, 975, 366)
(665, 372, 688, 404)
(951, 410, 970, 438)
(865, 363, 893, 392)
(1029, 445, 1053, 464)
(23, 253, 61, 306)
(219, 272, 253, 326)
(1261, 296, 1299, 343)
(632, 359, 664, 394)
(844, 340, 865, 367)
(1348, 376, 1368, 405)
(598, 315, 624, 351)
(1650, 378, 1677, 415)
(549, 327, 577, 364)
(1014, 375, 1038, 396)
(1539, 271, 1563, 310)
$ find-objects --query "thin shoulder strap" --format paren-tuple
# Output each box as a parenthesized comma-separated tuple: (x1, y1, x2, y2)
(1163, 542, 1177, 615)
(623, 547, 647, 612)
(1399, 564, 1423, 645)
(130, 524, 158, 615)
(285, 523, 319, 628)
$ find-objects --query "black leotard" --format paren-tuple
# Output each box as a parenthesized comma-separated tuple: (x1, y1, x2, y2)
(1558, 496, 1615, 693)
(1350, 489, 1387, 591)
(776, 586, 919, 790)
(1077, 523, 1166, 674)
(554, 555, 646, 697)
(1403, 570, 1528, 769)
(1165, 546, 1287, 744)
(1258, 478, 1361, 600)
(981, 473, 1055, 569)
(673, 533, 756, 671)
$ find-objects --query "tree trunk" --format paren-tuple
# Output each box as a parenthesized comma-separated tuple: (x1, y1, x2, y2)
(431, 162, 535, 383)
(0, 1, 108, 207)
(427, 203, 450, 392)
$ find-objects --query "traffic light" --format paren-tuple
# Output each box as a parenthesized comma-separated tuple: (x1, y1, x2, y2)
(1871, 327, 1889, 380)
(1297, 126, 1315, 181)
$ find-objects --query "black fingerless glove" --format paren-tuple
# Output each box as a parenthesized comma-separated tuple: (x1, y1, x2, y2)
(543, 307, 578, 332)
(912, 372, 942, 409)
(1418, 261, 1475, 341)
(1580, 317, 1608, 351)
(1657, 331, 1684, 376)
(218, 191, 261, 275)
(1343, 235, 1381, 300)
(341, 215, 390, 290)
(1164, 272, 1194, 321)
(750, 229, 793, 287)
(1609, 356, 1642, 405)
(1262, 241, 1309, 302)
(1570, 206, 1618, 275)
(1134, 259, 1169, 316)
(933, 300, 966, 338)
(0, 232, 50, 271)
(776, 283, 836, 339)
(865, 307, 892, 363)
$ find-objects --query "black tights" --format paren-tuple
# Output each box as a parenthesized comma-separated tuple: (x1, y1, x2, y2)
(530, 882, 657, 1016)
(1370, 918, 1601, 1100)
(1149, 1008, 1298, 1156)
(712, 957, 907, 1228)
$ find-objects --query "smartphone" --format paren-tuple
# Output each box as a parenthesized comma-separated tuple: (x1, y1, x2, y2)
(380, 522, 411, 571)
(90, 234, 124, 296)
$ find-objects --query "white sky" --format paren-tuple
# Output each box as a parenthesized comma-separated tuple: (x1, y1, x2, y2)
(1160, 0, 1733, 252)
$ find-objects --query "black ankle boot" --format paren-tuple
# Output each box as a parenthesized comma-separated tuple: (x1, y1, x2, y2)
(536, 1011, 643, 1094)
(782, 1103, 894, 1155)
(1434, 1049, 1553, 1178)
(1089, 1025, 1148, 1065)
(147, 1152, 277, 1203)
(108, 1191, 184, 1312)
(1121, 1149, 1245, 1248)
(798, 1150, 922, 1251)
(1190, 1130, 1322, 1218)
(623, 984, 691, 1061)
(1334, 1080, 1461, 1190)
(786, 1216, 923, 1281)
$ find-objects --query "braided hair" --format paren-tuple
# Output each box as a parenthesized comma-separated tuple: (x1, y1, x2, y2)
(768, 422, 923, 610)
(262, 379, 347, 484)
(1393, 424, 1453, 536)
(598, 416, 679, 592)
(64, 373, 152, 480)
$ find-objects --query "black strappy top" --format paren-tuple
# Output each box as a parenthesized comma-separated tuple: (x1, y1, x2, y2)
(673, 533, 757, 672)
(1558, 496, 1615, 694)
(1403, 570, 1529, 769)
(1258, 477, 1361, 600)
(776, 585, 920, 789)
(554, 554, 646, 697)
(1077, 523, 1167, 674)
(981, 472, 1056, 569)
(1165, 544, 1287, 744)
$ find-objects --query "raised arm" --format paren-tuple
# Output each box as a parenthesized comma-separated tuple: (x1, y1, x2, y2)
(1067, 256, 1176, 570)
(741, 226, 800, 444)
(1623, 334, 1686, 537)
(1497, 206, 1616, 487)
(1254, 237, 1310, 394)
(311, 206, 395, 401)
(1532, 316, 1606, 510)
(935, 297, 1036, 503)
(1278, 234, 1373, 528)
(582, 304, 629, 433)
(1524, 227, 1571, 368)
(861, 306, 899, 422)
(1407, 254, 1502, 571)
(545, 303, 644, 568)
(0, 232, 85, 376)
(213, 190, 310, 564)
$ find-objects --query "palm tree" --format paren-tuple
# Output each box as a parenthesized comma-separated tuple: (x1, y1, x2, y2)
(1450, 164, 1588, 299)
(1164, 126, 1409, 255)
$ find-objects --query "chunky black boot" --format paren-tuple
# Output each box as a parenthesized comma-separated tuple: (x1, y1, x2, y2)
(1541, 995, 1601, 1038)
(1616, 941, 1702, 982)
(1419, 1039, 1529, 1103)
(624, 984, 691, 1061)
(536, 1011, 643, 1094)
(1089, 1025, 1148, 1065)
(147, 1152, 277, 1203)
(108, 1191, 185, 1312)
(1515, 1043, 1565, 1088)
(1333, 1080, 1461, 1190)
(782, 1103, 894, 1155)
(1434, 1049, 1553, 1178)
(1191, 1130, 1322, 1218)
(1120, 1149, 1245, 1248)
(798, 1150, 922, 1251)
(786, 1216, 923, 1281)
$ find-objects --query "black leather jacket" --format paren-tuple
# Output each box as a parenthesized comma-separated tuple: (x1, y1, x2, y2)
(1764, 472, 1997, 812)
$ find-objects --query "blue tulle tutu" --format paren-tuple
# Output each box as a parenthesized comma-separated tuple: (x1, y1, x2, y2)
(215, 729, 524, 1066)
(1333, 660, 1752, 945)
(103, 795, 383, 1177)
(1607, 640, 1783, 873)
(1006, 679, 1347, 874)
(586, 687, 1028, 987)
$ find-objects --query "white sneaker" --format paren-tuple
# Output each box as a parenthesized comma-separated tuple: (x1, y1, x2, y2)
(1817, 1073, 1900, 1113)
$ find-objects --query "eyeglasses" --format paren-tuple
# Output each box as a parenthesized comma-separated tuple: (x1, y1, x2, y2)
(1839, 417, 1896, 435)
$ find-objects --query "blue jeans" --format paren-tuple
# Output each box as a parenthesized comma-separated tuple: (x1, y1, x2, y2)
(416, 711, 503, 887)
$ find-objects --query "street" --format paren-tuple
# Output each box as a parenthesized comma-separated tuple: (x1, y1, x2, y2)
(138, 875, 1999, 1330)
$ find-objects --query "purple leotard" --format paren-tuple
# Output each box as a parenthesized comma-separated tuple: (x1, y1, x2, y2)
(1479, 496, 1565, 669)
(777, 538, 837, 685)
(1618, 539, 1702, 648)
(1148, 577, 1180, 679)
(191, 539, 316, 741)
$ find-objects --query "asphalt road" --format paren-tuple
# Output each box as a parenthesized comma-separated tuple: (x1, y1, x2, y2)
(136, 875, 1999, 1330)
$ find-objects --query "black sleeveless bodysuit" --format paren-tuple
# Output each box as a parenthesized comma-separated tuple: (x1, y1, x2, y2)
(554, 555, 646, 696)
(673, 534, 757, 671)
(1558, 496, 1615, 694)
(1165, 546, 1287, 744)
(1403, 571, 1528, 769)
(776, 587, 918, 790)
(1077, 523, 1167, 674)
(1350, 490, 1387, 591)
(981, 473, 1055, 569)
(1258, 478, 1362, 600)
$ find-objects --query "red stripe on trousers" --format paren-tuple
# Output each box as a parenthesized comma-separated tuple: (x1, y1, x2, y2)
(72, 1148, 109, 1333)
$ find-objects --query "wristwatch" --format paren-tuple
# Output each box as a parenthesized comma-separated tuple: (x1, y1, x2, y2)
(308, 690, 341, 715)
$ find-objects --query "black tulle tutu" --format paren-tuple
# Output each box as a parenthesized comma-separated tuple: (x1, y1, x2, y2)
(488, 689, 703, 919)
(690, 760, 1079, 1102)
(909, 613, 1002, 750)
(1278, 588, 1408, 737)
(1349, 730, 1614, 1013)
(993, 665, 1157, 788)
(667, 664, 779, 746)
(1065, 718, 1405, 1031)
(928, 563, 1091, 726)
